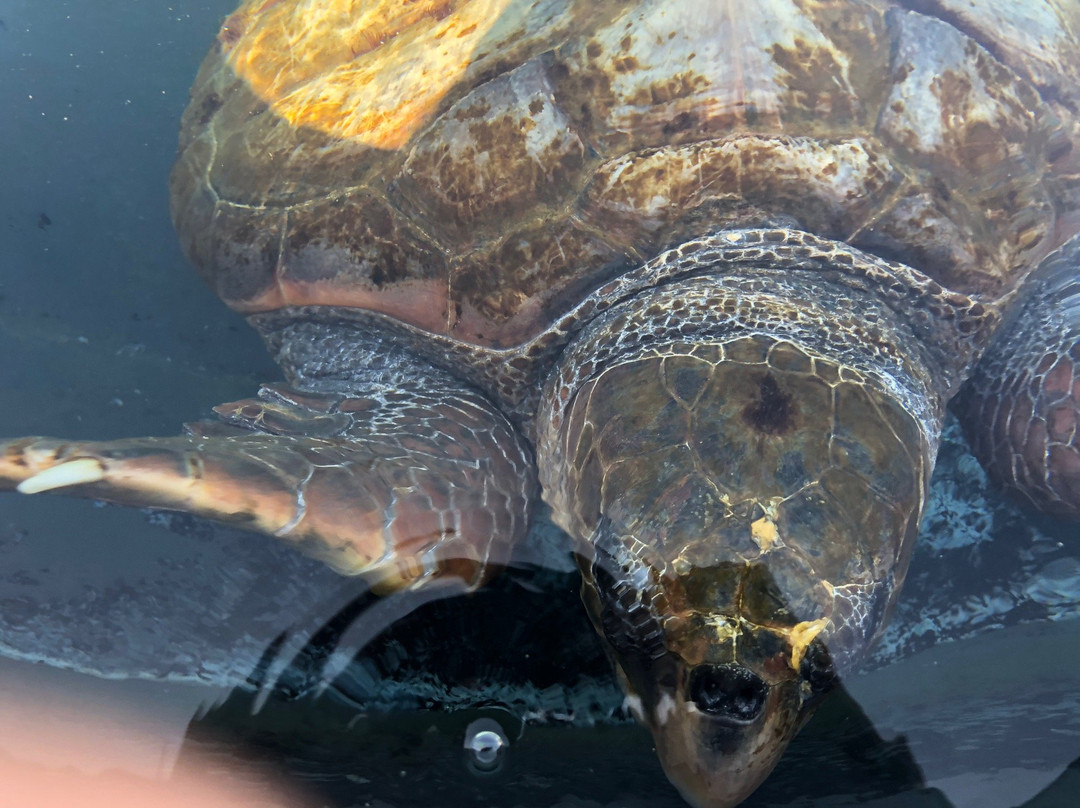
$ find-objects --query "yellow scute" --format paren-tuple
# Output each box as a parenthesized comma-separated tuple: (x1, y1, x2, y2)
(222, 0, 515, 150)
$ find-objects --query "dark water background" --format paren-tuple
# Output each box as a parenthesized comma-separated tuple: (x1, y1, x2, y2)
(1, 1, 1079, 806)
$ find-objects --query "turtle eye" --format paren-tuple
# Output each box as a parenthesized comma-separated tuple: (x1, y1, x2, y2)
(798, 640, 837, 699)
(687, 664, 768, 722)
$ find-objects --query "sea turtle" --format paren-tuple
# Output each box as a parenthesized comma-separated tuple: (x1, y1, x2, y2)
(2, 0, 1080, 805)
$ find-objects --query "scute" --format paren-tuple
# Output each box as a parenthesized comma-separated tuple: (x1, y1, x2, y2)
(579, 136, 903, 255)
(218, 0, 614, 151)
(550, 0, 881, 152)
(449, 218, 630, 346)
(873, 9, 1057, 294)
(902, 0, 1080, 110)
(171, 0, 1078, 351)
(396, 58, 587, 242)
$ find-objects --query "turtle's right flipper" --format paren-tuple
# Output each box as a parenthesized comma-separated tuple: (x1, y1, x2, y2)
(0, 380, 536, 592)
(959, 235, 1080, 521)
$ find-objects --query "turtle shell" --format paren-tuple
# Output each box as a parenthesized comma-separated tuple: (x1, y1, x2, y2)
(170, 0, 1080, 351)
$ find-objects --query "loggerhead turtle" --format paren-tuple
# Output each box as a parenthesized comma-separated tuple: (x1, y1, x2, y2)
(2, 0, 1080, 805)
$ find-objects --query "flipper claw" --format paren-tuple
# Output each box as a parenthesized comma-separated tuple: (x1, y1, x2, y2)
(16, 458, 106, 494)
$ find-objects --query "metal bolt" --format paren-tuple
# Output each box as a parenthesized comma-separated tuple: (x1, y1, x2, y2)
(463, 717, 508, 774)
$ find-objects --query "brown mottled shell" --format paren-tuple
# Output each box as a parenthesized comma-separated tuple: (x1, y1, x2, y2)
(170, 0, 1080, 351)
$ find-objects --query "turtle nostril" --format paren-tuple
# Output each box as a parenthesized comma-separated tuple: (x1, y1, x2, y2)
(688, 664, 769, 722)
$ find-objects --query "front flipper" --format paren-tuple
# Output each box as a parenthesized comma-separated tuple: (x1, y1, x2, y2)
(959, 236, 1080, 520)
(0, 377, 536, 592)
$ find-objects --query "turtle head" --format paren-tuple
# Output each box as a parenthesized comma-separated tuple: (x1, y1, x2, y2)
(537, 241, 956, 803)
(546, 312, 924, 802)
(582, 531, 837, 808)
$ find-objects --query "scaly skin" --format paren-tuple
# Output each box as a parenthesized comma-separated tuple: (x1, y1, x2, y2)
(0, 374, 535, 594)
(960, 238, 1080, 520)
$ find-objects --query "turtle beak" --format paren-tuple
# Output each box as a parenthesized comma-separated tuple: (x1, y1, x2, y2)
(621, 660, 806, 808)
(578, 528, 836, 805)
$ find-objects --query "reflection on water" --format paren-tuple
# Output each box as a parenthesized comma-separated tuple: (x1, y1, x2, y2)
(0, 582, 1077, 806)
(174, 563, 1080, 807)
(2, 1, 1080, 806)
(185, 694, 1080, 808)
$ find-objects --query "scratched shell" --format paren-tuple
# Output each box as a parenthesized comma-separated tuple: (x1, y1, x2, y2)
(170, 0, 1080, 350)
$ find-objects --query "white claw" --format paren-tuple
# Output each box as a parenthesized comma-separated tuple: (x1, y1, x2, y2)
(17, 458, 106, 494)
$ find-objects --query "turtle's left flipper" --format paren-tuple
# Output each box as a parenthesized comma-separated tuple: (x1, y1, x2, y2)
(959, 236, 1080, 520)
(0, 381, 536, 592)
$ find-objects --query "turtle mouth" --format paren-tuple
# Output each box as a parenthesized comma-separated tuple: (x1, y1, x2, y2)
(584, 543, 837, 807)
(639, 659, 806, 808)
(686, 663, 769, 724)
